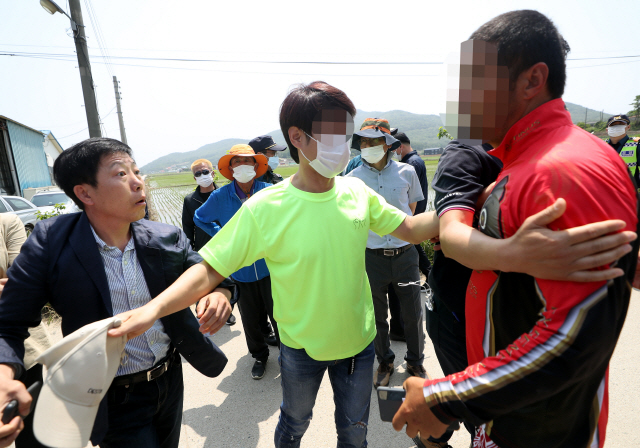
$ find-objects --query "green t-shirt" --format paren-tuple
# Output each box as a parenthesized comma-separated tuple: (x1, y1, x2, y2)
(199, 176, 406, 360)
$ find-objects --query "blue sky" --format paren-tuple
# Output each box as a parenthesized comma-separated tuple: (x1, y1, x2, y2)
(1, 0, 639, 166)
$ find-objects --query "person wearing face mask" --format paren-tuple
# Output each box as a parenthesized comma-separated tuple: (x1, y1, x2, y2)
(193, 145, 280, 380)
(109, 82, 637, 448)
(182, 159, 243, 326)
(346, 118, 427, 388)
(606, 114, 640, 187)
(250, 135, 286, 184)
(182, 159, 218, 253)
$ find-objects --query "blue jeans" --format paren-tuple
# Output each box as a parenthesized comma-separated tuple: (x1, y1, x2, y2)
(100, 359, 183, 448)
(274, 342, 375, 448)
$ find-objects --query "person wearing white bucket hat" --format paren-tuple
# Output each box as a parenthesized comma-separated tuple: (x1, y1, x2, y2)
(33, 317, 126, 448)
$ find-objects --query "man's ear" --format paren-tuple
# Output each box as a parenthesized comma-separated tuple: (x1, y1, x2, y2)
(73, 184, 95, 208)
(522, 62, 549, 100)
(288, 127, 304, 150)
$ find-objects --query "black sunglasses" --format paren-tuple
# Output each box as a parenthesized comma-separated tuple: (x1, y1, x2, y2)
(194, 169, 211, 177)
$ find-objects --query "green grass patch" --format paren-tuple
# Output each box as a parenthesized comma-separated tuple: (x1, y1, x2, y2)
(147, 171, 227, 188)
(274, 165, 299, 178)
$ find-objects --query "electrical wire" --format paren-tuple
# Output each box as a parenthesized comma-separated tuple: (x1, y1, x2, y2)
(1, 49, 639, 65)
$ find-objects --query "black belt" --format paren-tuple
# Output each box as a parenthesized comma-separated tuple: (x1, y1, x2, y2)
(366, 244, 413, 257)
(112, 349, 176, 387)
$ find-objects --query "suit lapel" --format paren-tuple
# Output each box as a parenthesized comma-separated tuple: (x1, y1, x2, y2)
(68, 213, 113, 315)
(132, 222, 167, 298)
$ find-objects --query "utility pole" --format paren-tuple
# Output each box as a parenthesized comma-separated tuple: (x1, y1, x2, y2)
(112, 76, 128, 145)
(68, 0, 102, 138)
(584, 107, 588, 124)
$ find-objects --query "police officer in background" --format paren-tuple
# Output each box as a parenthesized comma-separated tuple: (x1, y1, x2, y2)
(606, 114, 640, 186)
(250, 135, 286, 184)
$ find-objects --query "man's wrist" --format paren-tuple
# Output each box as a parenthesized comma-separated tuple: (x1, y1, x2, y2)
(495, 238, 515, 273)
(0, 363, 16, 380)
(213, 287, 232, 302)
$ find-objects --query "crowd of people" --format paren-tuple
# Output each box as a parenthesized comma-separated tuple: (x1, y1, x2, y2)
(1, 8, 640, 448)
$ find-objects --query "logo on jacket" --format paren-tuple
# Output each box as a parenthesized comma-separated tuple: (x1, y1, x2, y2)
(621, 150, 634, 157)
(353, 218, 367, 229)
(478, 176, 509, 239)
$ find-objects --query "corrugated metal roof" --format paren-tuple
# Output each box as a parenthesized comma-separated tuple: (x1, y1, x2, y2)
(0, 115, 44, 136)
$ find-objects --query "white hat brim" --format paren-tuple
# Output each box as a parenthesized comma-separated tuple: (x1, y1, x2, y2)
(33, 381, 98, 448)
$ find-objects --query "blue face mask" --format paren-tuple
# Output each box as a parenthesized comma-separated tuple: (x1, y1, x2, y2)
(268, 156, 279, 170)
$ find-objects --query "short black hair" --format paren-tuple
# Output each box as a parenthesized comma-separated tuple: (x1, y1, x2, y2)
(53, 138, 133, 210)
(279, 81, 356, 163)
(469, 10, 570, 99)
(395, 132, 410, 145)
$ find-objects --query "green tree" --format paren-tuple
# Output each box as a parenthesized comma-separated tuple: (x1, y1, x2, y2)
(438, 126, 453, 140)
(35, 203, 66, 221)
(629, 95, 640, 125)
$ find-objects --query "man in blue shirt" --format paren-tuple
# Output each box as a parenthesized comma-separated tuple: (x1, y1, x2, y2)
(194, 145, 279, 380)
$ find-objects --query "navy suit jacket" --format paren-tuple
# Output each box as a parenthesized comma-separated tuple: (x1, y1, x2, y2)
(0, 212, 229, 444)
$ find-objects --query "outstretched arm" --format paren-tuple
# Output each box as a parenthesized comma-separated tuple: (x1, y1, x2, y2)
(391, 199, 635, 282)
(109, 261, 229, 340)
(439, 199, 635, 281)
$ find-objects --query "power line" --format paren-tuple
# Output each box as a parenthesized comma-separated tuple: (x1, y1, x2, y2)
(1, 49, 639, 65)
(1, 51, 639, 77)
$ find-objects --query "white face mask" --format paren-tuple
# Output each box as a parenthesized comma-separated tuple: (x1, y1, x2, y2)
(195, 173, 213, 188)
(301, 133, 351, 178)
(361, 145, 387, 164)
(608, 125, 627, 138)
(268, 156, 279, 170)
(232, 165, 256, 183)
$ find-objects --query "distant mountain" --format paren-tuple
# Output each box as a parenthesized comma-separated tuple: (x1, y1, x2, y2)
(564, 103, 612, 124)
(140, 102, 610, 173)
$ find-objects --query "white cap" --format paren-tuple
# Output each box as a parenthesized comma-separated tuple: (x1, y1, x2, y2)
(33, 317, 127, 448)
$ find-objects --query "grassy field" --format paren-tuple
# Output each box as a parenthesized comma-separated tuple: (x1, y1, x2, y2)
(146, 157, 442, 227)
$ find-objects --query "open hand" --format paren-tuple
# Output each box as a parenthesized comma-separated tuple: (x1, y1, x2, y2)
(507, 198, 636, 282)
(108, 304, 159, 340)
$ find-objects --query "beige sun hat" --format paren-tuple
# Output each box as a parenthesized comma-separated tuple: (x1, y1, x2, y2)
(33, 317, 127, 448)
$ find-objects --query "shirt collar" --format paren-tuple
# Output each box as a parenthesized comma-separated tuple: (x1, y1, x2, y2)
(233, 180, 256, 199)
(90, 225, 135, 253)
(607, 135, 629, 149)
(489, 98, 572, 166)
(362, 156, 393, 173)
(400, 150, 418, 163)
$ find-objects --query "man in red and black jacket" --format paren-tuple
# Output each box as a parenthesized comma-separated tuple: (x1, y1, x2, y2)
(394, 10, 639, 448)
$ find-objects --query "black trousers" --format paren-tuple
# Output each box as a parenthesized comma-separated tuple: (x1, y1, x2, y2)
(388, 244, 432, 335)
(230, 280, 273, 336)
(425, 293, 474, 443)
(236, 276, 279, 361)
(101, 357, 183, 448)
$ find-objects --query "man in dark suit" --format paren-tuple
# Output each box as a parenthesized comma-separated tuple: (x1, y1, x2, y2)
(0, 138, 232, 448)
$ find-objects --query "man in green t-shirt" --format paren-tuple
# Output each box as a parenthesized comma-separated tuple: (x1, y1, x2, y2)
(109, 82, 637, 448)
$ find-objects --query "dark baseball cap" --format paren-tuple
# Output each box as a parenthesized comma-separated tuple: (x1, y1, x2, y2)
(607, 114, 630, 127)
(248, 135, 287, 154)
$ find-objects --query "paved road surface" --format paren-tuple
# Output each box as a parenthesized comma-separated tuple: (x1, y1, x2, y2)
(12, 291, 638, 447)
(177, 291, 640, 447)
